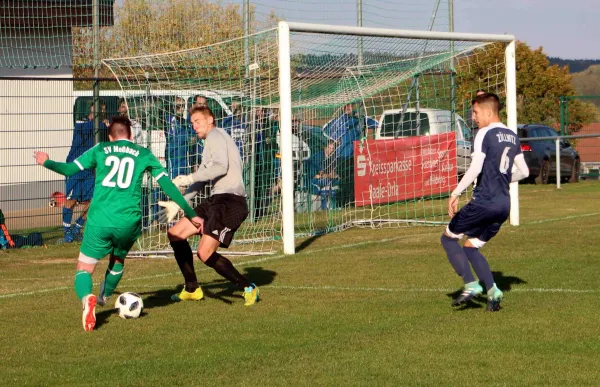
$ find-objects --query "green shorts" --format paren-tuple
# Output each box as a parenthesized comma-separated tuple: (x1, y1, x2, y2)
(80, 224, 142, 259)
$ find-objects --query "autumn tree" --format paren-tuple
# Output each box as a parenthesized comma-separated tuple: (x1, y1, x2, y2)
(72, 0, 278, 80)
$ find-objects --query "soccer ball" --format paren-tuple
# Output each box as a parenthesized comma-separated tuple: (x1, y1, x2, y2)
(115, 292, 144, 319)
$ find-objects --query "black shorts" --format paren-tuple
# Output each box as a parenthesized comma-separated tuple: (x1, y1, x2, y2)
(194, 194, 249, 248)
(448, 201, 509, 242)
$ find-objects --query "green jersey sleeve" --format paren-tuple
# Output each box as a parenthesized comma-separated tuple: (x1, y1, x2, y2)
(43, 160, 82, 177)
(146, 152, 170, 181)
(43, 145, 100, 177)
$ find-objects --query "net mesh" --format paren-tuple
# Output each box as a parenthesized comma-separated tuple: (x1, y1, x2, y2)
(103, 27, 507, 255)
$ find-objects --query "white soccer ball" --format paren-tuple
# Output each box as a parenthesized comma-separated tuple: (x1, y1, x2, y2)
(115, 292, 144, 319)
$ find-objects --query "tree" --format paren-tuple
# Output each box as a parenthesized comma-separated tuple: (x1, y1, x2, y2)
(72, 0, 278, 80)
(456, 41, 597, 133)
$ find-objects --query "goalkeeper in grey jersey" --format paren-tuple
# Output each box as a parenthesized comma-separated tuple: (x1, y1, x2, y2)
(159, 106, 259, 306)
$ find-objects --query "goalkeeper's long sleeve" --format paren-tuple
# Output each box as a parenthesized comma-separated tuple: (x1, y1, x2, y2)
(182, 181, 205, 202)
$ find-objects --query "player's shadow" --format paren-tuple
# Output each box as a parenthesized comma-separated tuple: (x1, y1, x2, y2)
(199, 266, 277, 304)
(146, 265, 276, 306)
(93, 291, 161, 330)
(492, 271, 527, 291)
(92, 266, 277, 329)
(94, 300, 124, 330)
(446, 271, 527, 311)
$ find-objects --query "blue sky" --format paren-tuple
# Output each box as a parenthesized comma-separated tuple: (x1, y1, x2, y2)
(244, 0, 598, 59)
(454, 0, 599, 59)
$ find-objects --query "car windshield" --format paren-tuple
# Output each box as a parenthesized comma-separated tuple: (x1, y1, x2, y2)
(458, 119, 472, 141)
(381, 112, 430, 137)
(529, 126, 558, 144)
(531, 127, 558, 138)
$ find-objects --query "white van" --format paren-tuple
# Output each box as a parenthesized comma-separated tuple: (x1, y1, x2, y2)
(73, 89, 242, 126)
(375, 108, 473, 174)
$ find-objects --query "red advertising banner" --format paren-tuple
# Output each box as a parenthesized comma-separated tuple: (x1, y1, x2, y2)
(354, 132, 458, 207)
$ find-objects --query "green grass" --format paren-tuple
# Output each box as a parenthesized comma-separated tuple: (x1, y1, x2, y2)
(1, 182, 600, 386)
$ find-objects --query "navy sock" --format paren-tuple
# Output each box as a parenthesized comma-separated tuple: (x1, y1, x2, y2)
(463, 247, 494, 291)
(75, 216, 86, 228)
(62, 207, 73, 231)
(441, 234, 475, 283)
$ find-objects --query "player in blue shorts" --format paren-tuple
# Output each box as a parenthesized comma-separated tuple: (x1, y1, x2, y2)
(62, 104, 109, 243)
(441, 93, 529, 311)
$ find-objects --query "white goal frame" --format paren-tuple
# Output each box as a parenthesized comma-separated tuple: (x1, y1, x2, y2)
(277, 21, 517, 255)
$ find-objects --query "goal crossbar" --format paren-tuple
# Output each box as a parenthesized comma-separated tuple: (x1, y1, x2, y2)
(286, 22, 515, 43)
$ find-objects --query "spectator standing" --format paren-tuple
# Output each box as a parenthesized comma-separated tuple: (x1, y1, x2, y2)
(118, 98, 143, 145)
(166, 97, 195, 178)
(306, 140, 339, 210)
(61, 103, 108, 243)
(222, 101, 246, 159)
(323, 103, 361, 207)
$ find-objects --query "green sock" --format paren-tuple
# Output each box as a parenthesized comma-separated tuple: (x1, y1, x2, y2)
(74, 270, 93, 301)
(103, 261, 124, 298)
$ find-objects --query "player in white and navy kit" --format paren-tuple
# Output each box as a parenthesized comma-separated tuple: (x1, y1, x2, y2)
(441, 93, 529, 311)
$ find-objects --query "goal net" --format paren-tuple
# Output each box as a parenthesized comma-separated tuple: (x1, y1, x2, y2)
(103, 22, 515, 256)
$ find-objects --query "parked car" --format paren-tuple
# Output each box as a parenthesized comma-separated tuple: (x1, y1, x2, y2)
(517, 124, 580, 184)
(375, 108, 473, 174)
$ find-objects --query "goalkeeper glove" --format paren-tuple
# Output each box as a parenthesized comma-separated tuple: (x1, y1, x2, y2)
(172, 174, 194, 188)
(157, 201, 180, 223)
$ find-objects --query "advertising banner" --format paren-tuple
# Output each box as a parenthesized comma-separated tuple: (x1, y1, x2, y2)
(354, 133, 457, 207)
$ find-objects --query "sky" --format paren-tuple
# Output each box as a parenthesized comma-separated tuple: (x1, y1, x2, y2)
(453, 0, 599, 59)
(243, 0, 599, 59)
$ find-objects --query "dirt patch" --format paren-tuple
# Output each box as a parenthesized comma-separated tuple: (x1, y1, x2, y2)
(3, 258, 75, 266)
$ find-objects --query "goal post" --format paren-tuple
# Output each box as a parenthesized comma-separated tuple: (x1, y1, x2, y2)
(505, 40, 519, 226)
(277, 22, 517, 254)
(277, 22, 296, 255)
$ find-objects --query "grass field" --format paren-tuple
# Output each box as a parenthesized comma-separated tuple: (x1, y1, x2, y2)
(1, 182, 599, 386)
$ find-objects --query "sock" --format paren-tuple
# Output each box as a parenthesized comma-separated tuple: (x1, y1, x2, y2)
(70, 217, 85, 237)
(62, 207, 73, 232)
(170, 240, 198, 292)
(204, 252, 252, 289)
(75, 216, 86, 229)
(463, 247, 495, 291)
(103, 261, 124, 298)
(74, 270, 93, 301)
(441, 234, 476, 283)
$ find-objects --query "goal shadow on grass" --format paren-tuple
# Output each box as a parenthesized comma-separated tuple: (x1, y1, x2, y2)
(93, 266, 277, 330)
(296, 234, 326, 253)
(446, 271, 527, 310)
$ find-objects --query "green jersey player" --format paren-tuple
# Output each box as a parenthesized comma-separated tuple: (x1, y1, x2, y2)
(34, 116, 201, 331)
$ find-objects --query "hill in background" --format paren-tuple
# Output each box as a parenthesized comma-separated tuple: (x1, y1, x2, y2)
(571, 65, 600, 108)
(548, 57, 600, 73)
